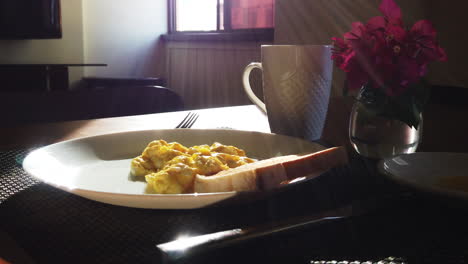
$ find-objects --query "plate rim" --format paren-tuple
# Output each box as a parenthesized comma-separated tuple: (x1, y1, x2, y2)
(378, 152, 468, 200)
(22, 128, 326, 208)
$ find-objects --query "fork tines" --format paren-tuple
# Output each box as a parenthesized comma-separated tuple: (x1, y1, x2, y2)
(175, 112, 199, 129)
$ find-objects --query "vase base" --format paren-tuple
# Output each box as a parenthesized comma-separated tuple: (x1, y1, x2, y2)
(350, 136, 419, 159)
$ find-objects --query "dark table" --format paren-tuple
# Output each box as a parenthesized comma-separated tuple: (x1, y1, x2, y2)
(2, 148, 468, 264)
(0, 97, 467, 264)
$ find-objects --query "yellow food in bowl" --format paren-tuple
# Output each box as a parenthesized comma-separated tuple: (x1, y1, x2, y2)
(131, 140, 255, 194)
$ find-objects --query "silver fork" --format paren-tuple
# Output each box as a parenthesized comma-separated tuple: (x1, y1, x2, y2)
(175, 112, 199, 128)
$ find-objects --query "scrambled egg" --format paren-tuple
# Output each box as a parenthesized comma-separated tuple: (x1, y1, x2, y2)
(131, 140, 255, 194)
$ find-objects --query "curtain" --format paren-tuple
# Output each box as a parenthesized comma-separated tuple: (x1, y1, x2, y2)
(230, 0, 274, 29)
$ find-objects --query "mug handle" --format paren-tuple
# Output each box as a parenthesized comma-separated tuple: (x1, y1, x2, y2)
(242, 62, 266, 112)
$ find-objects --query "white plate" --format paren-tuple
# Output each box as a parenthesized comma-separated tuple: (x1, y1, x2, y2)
(379, 152, 468, 200)
(23, 129, 325, 209)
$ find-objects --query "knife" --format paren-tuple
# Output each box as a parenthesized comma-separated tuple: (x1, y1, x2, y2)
(156, 160, 401, 263)
(155, 204, 359, 264)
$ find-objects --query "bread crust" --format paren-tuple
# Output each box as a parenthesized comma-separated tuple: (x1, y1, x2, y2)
(194, 147, 348, 193)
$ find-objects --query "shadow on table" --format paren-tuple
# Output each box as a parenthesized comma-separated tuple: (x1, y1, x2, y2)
(2, 153, 468, 264)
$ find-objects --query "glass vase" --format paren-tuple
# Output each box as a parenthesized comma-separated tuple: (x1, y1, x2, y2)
(349, 86, 423, 159)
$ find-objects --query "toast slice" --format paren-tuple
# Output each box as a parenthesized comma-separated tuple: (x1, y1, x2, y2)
(194, 146, 348, 193)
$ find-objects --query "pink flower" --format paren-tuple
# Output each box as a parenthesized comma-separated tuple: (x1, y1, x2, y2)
(366, 16, 386, 31)
(408, 20, 448, 64)
(331, 37, 349, 70)
(344, 22, 366, 40)
(379, 0, 403, 26)
(331, 0, 447, 96)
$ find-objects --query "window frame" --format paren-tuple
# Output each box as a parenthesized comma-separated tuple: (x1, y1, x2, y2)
(166, 0, 274, 42)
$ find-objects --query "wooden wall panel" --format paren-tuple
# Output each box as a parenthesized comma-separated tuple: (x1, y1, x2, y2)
(274, 0, 467, 96)
(166, 41, 268, 109)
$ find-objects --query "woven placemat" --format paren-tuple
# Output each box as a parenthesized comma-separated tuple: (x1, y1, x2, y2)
(1, 149, 468, 264)
(0, 149, 39, 203)
(0, 148, 363, 264)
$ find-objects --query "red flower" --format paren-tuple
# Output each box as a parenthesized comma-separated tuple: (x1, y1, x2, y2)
(366, 16, 386, 31)
(331, 37, 349, 70)
(408, 20, 448, 65)
(379, 0, 403, 26)
(331, 0, 447, 96)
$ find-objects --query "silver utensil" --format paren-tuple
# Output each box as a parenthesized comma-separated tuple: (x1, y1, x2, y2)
(155, 195, 388, 263)
(175, 112, 199, 128)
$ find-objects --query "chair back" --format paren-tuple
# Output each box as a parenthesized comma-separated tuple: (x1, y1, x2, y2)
(0, 86, 184, 127)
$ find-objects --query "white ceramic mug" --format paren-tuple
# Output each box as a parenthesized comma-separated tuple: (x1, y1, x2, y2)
(243, 45, 333, 141)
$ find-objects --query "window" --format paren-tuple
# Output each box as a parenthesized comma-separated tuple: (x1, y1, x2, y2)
(167, 0, 275, 41)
